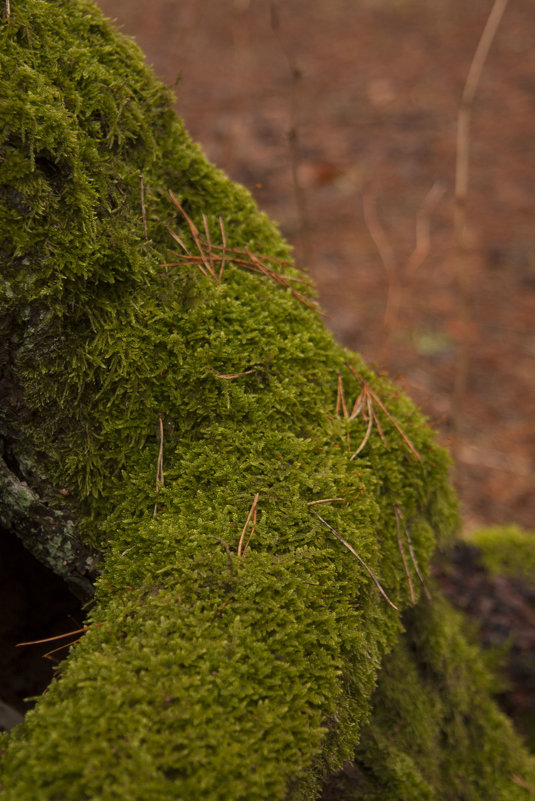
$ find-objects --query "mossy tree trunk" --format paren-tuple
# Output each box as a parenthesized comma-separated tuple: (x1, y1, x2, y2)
(1, 2, 534, 799)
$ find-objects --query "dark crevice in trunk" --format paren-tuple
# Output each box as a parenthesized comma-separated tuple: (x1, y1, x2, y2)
(0, 525, 85, 731)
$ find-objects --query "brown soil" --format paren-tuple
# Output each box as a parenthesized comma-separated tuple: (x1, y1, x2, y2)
(95, 0, 535, 534)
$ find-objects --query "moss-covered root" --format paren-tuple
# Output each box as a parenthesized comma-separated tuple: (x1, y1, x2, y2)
(322, 595, 535, 800)
(0, 0, 532, 799)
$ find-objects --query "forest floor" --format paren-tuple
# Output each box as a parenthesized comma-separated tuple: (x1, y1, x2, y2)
(96, 0, 535, 533)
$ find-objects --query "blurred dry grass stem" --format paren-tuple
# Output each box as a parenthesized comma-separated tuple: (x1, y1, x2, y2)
(270, 3, 311, 267)
(363, 183, 444, 365)
(452, 0, 509, 477)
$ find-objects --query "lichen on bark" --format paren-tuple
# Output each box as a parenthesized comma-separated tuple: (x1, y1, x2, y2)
(0, 1, 533, 799)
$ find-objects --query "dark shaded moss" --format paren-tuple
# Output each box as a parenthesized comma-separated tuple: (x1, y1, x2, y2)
(322, 593, 535, 800)
(0, 2, 532, 799)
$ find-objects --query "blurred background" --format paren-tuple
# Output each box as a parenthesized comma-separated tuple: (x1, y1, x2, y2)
(96, 0, 535, 532)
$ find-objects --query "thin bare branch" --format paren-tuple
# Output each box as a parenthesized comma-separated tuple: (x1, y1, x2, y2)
(406, 181, 445, 274)
(363, 191, 400, 334)
(456, 0, 509, 207)
(362, 191, 396, 284)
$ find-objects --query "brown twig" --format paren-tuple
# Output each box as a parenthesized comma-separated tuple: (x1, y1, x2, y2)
(5, 0, 10, 20)
(511, 774, 535, 795)
(347, 365, 421, 461)
(202, 213, 215, 277)
(370, 404, 386, 445)
(348, 387, 365, 421)
(16, 627, 92, 648)
(169, 190, 216, 280)
(350, 394, 374, 461)
(241, 507, 257, 558)
(165, 195, 320, 313)
(217, 369, 257, 379)
(394, 508, 415, 603)
(336, 371, 348, 418)
(313, 513, 398, 610)
(153, 413, 165, 518)
(394, 506, 431, 601)
(17, 623, 104, 662)
(237, 493, 260, 557)
(452, 0, 509, 476)
(140, 174, 148, 238)
(245, 246, 319, 312)
(218, 215, 227, 281)
(166, 241, 313, 281)
(306, 498, 345, 506)
(43, 642, 79, 661)
(343, 366, 421, 462)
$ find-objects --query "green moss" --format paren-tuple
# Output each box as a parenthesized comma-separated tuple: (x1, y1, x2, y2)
(0, 1, 532, 799)
(470, 525, 535, 582)
(328, 595, 535, 800)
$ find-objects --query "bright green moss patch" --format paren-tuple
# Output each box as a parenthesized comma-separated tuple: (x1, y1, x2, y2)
(470, 525, 535, 582)
(0, 1, 533, 799)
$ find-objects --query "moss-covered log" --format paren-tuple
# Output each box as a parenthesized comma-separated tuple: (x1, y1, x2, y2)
(1, 1, 534, 798)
